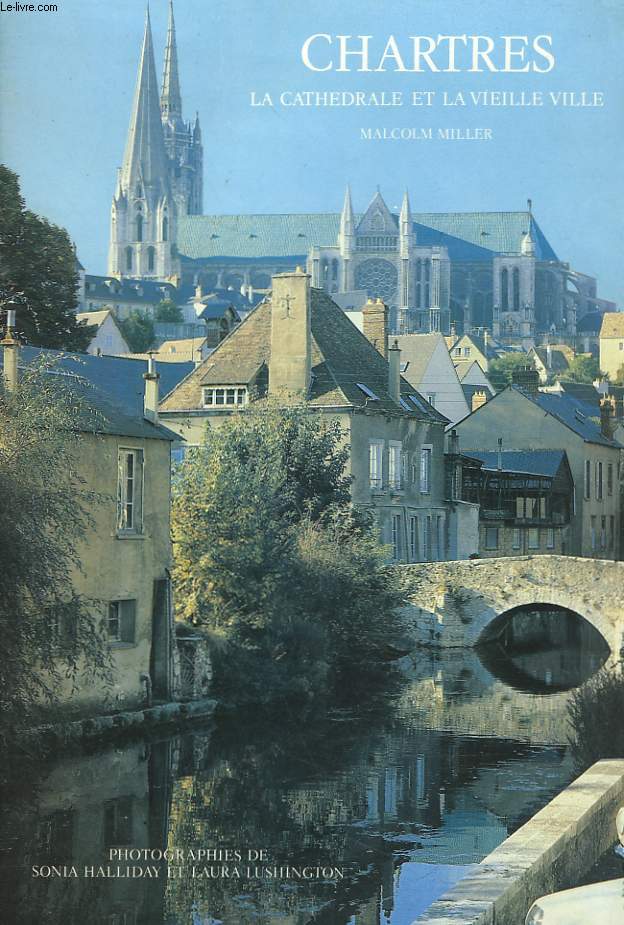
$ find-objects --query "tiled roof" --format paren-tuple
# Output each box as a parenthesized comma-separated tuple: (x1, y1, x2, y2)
(160, 288, 447, 423)
(531, 345, 573, 373)
(83, 275, 181, 305)
(177, 212, 557, 263)
(466, 449, 567, 478)
(76, 309, 112, 329)
(396, 333, 448, 384)
(2, 346, 191, 440)
(514, 385, 621, 448)
(600, 312, 624, 338)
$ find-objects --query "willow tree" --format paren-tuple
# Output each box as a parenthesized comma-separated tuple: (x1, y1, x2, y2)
(0, 358, 110, 743)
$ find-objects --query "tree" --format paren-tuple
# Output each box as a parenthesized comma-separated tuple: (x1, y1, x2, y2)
(172, 401, 402, 703)
(0, 358, 110, 743)
(561, 354, 603, 384)
(0, 165, 92, 351)
(118, 309, 155, 353)
(487, 353, 535, 392)
(155, 298, 184, 323)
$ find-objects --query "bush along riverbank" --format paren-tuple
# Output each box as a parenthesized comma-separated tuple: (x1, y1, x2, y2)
(172, 401, 407, 707)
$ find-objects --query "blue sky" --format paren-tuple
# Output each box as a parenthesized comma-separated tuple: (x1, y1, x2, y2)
(0, 0, 622, 304)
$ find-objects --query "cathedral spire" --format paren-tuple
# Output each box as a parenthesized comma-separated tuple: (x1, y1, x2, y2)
(340, 184, 355, 237)
(400, 189, 412, 226)
(161, 0, 183, 122)
(121, 6, 169, 193)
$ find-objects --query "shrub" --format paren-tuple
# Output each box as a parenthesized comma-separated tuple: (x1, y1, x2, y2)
(568, 663, 624, 771)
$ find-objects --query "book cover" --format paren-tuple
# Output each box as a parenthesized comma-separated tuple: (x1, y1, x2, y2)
(0, 1, 623, 924)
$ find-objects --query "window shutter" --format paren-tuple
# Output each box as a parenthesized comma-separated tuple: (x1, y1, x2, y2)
(120, 600, 137, 644)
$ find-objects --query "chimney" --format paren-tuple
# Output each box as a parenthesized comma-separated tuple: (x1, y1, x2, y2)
(600, 398, 614, 440)
(362, 297, 389, 358)
(1, 309, 19, 392)
(143, 354, 160, 424)
(472, 390, 487, 412)
(269, 267, 311, 397)
(195, 284, 203, 300)
(388, 339, 401, 404)
(447, 429, 460, 455)
(511, 365, 540, 394)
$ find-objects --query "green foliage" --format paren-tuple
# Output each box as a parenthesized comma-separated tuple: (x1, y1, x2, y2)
(0, 165, 92, 351)
(154, 298, 184, 323)
(0, 359, 111, 741)
(118, 309, 155, 353)
(487, 352, 535, 391)
(172, 401, 402, 704)
(561, 354, 603, 384)
(568, 663, 624, 771)
(614, 365, 624, 386)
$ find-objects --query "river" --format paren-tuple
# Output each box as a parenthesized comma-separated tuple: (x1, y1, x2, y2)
(0, 607, 609, 925)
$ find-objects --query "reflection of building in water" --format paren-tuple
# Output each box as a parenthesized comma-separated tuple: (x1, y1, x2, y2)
(3, 742, 173, 925)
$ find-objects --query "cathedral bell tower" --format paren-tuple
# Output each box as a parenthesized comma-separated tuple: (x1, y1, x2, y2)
(160, 0, 203, 216)
(108, 7, 179, 282)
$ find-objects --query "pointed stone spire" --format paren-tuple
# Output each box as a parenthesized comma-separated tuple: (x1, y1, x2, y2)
(161, 0, 183, 123)
(340, 184, 355, 237)
(121, 6, 169, 193)
(193, 111, 202, 141)
(399, 189, 414, 258)
(400, 189, 412, 231)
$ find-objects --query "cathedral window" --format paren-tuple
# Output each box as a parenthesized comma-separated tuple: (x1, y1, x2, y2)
(354, 258, 398, 306)
(512, 267, 520, 311)
(331, 259, 339, 281)
(321, 259, 329, 286)
(147, 247, 155, 272)
(501, 268, 509, 310)
(136, 214, 143, 243)
(125, 247, 133, 272)
(136, 182, 143, 198)
(162, 215, 169, 242)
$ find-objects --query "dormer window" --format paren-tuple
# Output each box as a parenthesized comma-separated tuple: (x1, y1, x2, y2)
(202, 386, 248, 408)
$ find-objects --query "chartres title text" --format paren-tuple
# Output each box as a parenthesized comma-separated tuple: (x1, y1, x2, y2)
(300, 34, 555, 73)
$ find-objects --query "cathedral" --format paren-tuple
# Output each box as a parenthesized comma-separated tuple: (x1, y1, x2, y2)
(108, 3, 614, 343)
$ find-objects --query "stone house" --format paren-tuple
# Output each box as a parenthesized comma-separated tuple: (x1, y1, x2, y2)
(1, 339, 180, 714)
(599, 312, 624, 380)
(527, 344, 574, 384)
(454, 368, 622, 559)
(160, 269, 478, 561)
(75, 308, 131, 356)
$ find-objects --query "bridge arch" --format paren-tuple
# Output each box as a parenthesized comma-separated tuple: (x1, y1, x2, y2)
(396, 556, 624, 656)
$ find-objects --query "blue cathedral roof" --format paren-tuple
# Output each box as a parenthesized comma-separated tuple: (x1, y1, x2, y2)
(177, 211, 558, 263)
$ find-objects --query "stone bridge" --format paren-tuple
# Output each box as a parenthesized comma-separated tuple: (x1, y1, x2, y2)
(395, 555, 624, 655)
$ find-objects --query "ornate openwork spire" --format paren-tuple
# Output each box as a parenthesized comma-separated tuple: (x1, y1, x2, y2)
(161, 0, 183, 122)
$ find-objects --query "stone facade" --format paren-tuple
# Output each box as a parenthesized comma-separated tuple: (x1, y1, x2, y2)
(159, 271, 479, 562)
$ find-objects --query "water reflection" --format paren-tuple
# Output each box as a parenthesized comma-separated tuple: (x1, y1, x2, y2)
(0, 625, 606, 925)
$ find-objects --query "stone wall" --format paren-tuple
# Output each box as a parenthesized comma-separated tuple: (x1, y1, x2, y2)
(414, 759, 624, 925)
(395, 555, 624, 654)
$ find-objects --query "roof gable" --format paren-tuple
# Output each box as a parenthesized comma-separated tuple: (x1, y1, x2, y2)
(160, 288, 447, 423)
(600, 312, 624, 338)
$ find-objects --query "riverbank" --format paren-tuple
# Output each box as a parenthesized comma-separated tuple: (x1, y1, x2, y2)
(414, 759, 624, 925)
